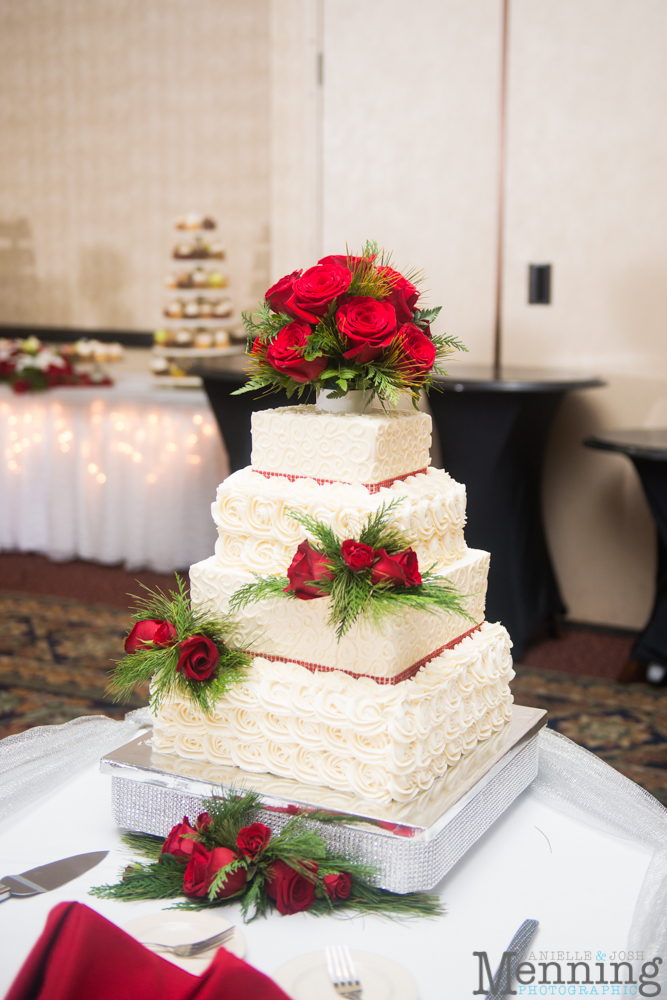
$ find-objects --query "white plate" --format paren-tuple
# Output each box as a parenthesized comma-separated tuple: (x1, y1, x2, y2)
(273, 950, 418, 1000)
(121, 910, 245, 976)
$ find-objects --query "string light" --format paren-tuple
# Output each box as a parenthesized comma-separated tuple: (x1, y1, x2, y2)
(193, 414, 203, 425)
(186, 434, 198, 446)
(87, 463, 98, 474)
(96, 473, 106, 483)
(202, 424, 213, 436)
(187, 454, 201, 465)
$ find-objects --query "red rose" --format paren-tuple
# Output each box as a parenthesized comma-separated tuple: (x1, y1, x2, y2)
(265, 322, 327, 383)
(286, 264, 352, 323)
(396, 547, 422, 586)
(378, 266, 420, 324)
(196, 812, 212, 832)
(183, 841, 246, 899)
(161, 817, 198, 862)
(285, 539, 334, 600)
(371, 547, 422, 587)
(341, 539, 375, 572)
(11, 379, 32, 394)
(176, 634, 220, 681)
(0, 360, 16, 379)
(323, 871, 352, 900)
(265, 270, 302, 314)
(265, 859, 318, 915)
(337, 297, 397, 363)
(125, 619, 178, 654)
(236, 822, 272, 858)
(396, 323, 436, 382)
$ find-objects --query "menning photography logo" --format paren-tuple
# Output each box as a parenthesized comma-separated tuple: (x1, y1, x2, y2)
(473, 950, 663, 996)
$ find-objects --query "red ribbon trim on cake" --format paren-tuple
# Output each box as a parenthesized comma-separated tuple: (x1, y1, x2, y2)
(248, 623, 483, 686)
(254, 467, 429, 494)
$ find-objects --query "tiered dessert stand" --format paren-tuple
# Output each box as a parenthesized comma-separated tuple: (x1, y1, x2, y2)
(152, 213, 244, 386)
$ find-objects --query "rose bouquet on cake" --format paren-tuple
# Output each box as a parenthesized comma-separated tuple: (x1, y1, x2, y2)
(238, 240, 466, 406)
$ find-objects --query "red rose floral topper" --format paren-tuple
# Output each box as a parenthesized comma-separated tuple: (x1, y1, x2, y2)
(111, 576, 250, 713)
(236, 240, 466, 406)
(91, 789, 443, 921)
(230, 500, 472, 642)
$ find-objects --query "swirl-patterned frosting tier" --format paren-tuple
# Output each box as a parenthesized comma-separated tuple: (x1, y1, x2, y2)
(250, 405, 432, 484)
(212, 466, 467, 576)
(151, 622, 514, 803)
(190, 549, 489, 680)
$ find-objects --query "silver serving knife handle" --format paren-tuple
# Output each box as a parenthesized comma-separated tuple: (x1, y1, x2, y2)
(485, 918, 539, 999)
(0, 875, 47, 901)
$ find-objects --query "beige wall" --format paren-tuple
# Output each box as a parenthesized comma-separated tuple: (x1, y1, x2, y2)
(503, 0, 667, 628)
(292, 0, 666, 630)
(1, 0, 665, 629)
(0, 0, 271, 332)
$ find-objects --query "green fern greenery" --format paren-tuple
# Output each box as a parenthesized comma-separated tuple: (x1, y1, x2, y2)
(110, 575, 251, 714)
(229, 502, 474, 641)
(91, 789, 444, 921)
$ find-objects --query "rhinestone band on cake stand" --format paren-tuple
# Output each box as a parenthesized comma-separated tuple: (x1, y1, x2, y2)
(100, 705, 546, 894)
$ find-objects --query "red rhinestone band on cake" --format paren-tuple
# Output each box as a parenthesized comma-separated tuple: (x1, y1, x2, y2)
(254, 467, 429, 494)
(249, 623, 482, 686)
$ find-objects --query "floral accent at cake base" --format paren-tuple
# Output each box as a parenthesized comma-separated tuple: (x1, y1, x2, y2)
(90, 790, 444, 920)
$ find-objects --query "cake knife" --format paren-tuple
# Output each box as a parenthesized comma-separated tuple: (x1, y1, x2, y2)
(0, 851, 109, 902)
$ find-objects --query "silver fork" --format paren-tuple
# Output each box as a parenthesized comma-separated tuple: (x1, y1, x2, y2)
(142, 926, 235, 958)
(325, 945, 363, 999)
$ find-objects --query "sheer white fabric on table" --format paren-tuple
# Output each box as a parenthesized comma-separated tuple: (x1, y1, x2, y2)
(0, 709, 151, 825)
(1, 716, 666, 976)
(0, 375, 229, 572)
(534, 728, 667, 991)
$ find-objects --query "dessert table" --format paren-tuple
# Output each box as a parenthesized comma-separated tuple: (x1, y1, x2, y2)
(1, 718, 664, 999)
(0, 374, 228, 573)
(585, 429, 667, 673)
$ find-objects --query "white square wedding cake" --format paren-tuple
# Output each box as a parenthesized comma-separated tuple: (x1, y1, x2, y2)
(150, 403, 514, 803)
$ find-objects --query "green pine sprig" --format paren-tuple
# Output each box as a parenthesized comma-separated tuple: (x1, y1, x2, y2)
(110, 575, 251, 714)
(90, 789, 444, 921)
(229, 502, 474, 641)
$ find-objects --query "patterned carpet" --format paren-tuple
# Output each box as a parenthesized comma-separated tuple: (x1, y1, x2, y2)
(0, 592, 146, 737)
(1, 591, 666, 804)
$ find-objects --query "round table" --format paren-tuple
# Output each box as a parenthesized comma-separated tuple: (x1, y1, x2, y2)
(585, 429, 667, 673)
(430, 366, 604, 660)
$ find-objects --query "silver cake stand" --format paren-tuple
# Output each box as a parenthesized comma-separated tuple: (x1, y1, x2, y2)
(100, 704, 546, 894)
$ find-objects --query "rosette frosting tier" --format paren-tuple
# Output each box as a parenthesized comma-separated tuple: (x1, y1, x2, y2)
(156, 403, 515, 803)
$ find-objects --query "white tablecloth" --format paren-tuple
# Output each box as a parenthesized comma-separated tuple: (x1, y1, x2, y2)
(0, 374, 229, 573)
(0, 747, 656, 999)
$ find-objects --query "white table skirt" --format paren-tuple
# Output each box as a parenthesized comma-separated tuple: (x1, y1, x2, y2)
(0, 747, 656, 999)
(0, 374, 229, 573)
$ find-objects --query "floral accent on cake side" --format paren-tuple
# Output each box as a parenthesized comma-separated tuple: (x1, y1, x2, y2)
(235, 240, 467, 406)
(110, 576, 251, 713)
(90, 789, 444, 920)
(229, 500, 474, 641)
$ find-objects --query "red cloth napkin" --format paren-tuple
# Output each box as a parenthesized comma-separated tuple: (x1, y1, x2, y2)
(7, 901, 291, 1000)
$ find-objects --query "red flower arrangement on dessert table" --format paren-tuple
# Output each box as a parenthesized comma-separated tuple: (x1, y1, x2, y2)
(91, 790, 443, 920)
(237, 240, 466, 407)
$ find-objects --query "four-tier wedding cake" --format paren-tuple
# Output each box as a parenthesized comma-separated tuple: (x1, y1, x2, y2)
(151, 398, 514, 802)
